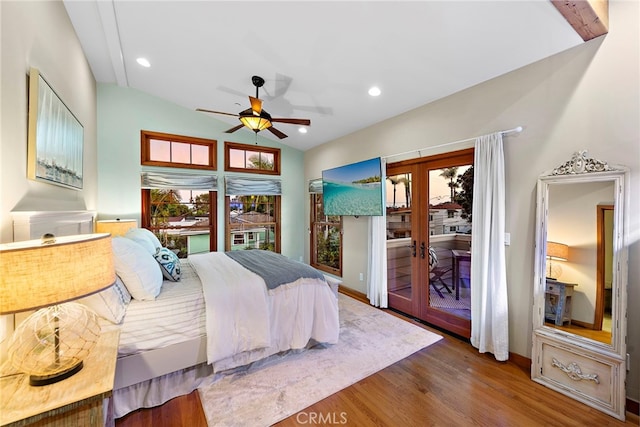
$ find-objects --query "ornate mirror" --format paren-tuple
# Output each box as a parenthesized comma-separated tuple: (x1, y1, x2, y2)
(531, 151, 628, 420)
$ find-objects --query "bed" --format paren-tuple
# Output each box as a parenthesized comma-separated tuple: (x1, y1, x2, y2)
(10, 211, 340, 419)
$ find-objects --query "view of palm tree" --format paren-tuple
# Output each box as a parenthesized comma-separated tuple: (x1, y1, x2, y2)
(150, 189, 211, 256)
(439, 167, 459, 202)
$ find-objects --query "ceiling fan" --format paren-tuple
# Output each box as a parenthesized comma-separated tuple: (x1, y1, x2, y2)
(196, 75, 311, 139)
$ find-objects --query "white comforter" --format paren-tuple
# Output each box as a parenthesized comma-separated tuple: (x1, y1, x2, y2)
(188, 252, 339, 367)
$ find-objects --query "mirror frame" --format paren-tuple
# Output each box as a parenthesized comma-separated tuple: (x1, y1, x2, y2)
(532, 151, 629, 419)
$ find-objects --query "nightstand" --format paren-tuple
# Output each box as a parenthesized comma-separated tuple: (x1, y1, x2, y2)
(545, 279, 577, 326)
(0, 328, 120, 427)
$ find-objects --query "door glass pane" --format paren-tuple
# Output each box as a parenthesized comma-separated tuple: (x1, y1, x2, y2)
(427, 166, 473, 319)
(386, 173, 413, 300)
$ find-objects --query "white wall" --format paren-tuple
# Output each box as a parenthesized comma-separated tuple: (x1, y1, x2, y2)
(96, 84, 307, 259)
(0, 0, 97, 349)
(304, 0, 639, 401)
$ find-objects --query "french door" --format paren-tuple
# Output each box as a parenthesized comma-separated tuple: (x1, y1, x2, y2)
(386, 149, 473, 338)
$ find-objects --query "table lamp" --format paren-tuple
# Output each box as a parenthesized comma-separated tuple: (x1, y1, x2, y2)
(546, 241, 569, 280)
(0, 233, 115, 386)
(95, 218, 137, 236)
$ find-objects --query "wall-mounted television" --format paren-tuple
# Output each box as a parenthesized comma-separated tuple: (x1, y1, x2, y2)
(322, 157, 384, 216)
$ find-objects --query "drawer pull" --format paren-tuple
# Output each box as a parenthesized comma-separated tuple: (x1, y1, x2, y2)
(552, 358, 600, 384)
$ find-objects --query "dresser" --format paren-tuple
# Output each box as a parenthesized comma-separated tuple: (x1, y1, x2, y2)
(545, 279, 577, 326)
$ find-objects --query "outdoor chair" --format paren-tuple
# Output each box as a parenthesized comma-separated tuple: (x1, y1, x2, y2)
(428, 246, 453, 298)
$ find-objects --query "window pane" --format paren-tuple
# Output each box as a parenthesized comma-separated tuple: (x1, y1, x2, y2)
(229, 149, 246, 168)
(315, 224, 341, 269)
(428, 165, 473, 317)
(172, 142, 191, 164)
(245, 151, 261, 169)
(310, 194, 342, 274)
(257, 152, 275, 170)
(192, 144, 209, 165)
(228, 194, 277, 252)
(149, 189, 212, 257)
(150, 139, 170, 162)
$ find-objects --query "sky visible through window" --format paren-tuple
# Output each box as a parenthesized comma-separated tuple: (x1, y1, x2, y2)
(385, 166, 471, 207)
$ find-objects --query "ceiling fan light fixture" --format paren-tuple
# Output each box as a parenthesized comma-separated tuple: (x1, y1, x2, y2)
(298, 127, 308, 134)
(239, 115, 272, 132)
(368, 86, 381, 97)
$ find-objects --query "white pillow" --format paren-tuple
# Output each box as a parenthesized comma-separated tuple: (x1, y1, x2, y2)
(112, 237, 163, 301)
(78, 276, 131, 324)
(124, 228, 162, 256)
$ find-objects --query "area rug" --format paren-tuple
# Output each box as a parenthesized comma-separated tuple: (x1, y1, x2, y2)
(197, 293, 442, 426)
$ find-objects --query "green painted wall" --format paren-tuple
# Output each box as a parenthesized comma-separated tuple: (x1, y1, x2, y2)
(96, 84, 306, 259)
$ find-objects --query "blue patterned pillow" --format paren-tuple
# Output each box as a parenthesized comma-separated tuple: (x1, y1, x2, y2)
(154, 247, 181, 281)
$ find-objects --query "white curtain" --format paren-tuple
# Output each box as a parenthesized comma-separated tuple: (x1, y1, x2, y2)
(367, 158, 388, 307)
(470, 132, 509, 361)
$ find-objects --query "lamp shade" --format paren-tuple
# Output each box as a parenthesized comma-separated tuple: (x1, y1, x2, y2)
(546, 241, 569, 261)
(0, 233, 115, 314)
(95, 219, 137, 237)
(240, 114, 272, 132)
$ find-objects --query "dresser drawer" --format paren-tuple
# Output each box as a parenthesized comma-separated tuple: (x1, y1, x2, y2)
(546, 283, 561, 295)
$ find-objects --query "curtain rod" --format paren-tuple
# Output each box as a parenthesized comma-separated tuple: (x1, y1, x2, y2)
(383, 126, 523, 160)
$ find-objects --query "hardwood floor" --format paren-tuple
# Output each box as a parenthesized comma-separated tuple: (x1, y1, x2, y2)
(116, 304, 639, 427)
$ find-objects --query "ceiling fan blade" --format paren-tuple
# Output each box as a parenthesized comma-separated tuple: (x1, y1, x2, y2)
(249, 96, 262, 115)
(267, 127, 288, 139)
(271, 118, 311, 126)
(196, 108, 239, 117)
(225, 124, 245, 134)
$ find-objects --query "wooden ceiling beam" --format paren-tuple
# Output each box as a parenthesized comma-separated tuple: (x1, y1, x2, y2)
(551, 0, 609, 41)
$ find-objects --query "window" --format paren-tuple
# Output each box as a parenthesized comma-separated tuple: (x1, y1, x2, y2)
(140, 162, 218, 257)
(310, 193, 342, 276)
(142, 188, 217, 257)
(226, 194, 280, 252)
(141, 130, 216, 170)
(225, 141, 280, 175)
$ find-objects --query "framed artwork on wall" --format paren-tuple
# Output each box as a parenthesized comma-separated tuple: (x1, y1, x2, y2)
(27, 67, 84, 190)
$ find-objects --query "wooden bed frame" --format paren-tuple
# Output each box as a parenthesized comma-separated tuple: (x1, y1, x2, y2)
(113, 336, 207, 389)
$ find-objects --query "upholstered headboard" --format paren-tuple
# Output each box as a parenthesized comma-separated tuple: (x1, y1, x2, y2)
(11, 211, 96, 242)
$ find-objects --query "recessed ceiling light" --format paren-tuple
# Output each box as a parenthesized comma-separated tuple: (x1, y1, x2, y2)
(368, 86, 381, 97)
(136, 57, 151, 68)
(298, 127, 308, 134)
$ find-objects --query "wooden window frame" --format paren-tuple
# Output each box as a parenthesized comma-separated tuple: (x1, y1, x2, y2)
(141, 189, 217, 253)
(310, 193, 343, 276)
(224, 141, 281, 175)
(225, 195, 281, 252)
(141, 130, 216, 170)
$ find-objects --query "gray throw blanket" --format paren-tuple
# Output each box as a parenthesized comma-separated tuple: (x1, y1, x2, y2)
(225, 250, 325, 290)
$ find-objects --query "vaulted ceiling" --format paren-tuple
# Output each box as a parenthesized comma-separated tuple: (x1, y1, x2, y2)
(63, 1, 607, 151)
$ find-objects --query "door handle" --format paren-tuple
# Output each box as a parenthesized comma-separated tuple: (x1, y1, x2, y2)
(410, 240, 416, 258)
(420, 242, 426, 259)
